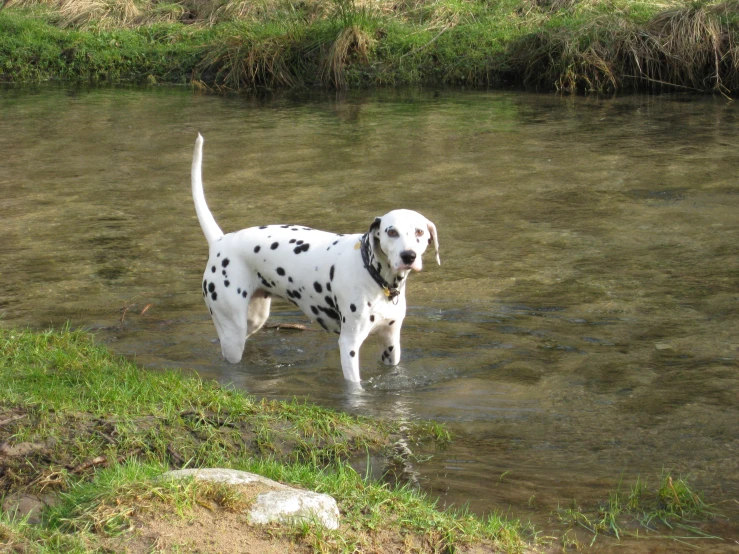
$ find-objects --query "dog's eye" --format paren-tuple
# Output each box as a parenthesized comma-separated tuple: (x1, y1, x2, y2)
(387, 229, 399, 238)
(415, 228, 424, 237)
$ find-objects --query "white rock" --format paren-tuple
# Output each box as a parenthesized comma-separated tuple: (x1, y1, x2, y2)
(248, 489, 340, 530)
(163, 468, 288, 489)
(161, 468, 340, 530)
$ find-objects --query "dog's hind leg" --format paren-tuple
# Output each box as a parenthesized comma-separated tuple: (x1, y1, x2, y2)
(203, 268, 251, 363)
(246, 290, 272, 338)
(208, 302, 248, 364)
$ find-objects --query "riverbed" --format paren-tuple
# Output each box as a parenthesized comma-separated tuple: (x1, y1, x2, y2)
(1, 85, 737, 550)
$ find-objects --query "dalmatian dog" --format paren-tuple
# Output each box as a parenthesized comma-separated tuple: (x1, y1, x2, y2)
(192, 134, 440, 384)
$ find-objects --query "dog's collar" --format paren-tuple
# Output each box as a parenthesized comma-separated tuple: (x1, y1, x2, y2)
(360, 233, 402, 300)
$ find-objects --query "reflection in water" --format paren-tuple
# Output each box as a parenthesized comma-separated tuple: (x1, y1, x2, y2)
(1, 85, 738, 546)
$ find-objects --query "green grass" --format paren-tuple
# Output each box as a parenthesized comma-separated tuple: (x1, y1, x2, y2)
(3, 0, 739, 92)
(557, 472, 725, 547)
(0, 327, 529, 552)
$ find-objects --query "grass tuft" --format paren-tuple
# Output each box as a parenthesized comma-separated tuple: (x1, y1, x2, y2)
(508, 0, 739, 94)
(557, 472, 724, 546)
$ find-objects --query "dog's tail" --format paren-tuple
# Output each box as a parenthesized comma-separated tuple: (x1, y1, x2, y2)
(192, 133, 224, 247)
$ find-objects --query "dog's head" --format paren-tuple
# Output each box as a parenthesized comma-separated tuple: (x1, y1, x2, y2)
(368, 209, 440, 273)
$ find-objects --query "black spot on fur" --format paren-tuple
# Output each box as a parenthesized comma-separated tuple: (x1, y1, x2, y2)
(296, 240, 304, 245)
(259, 226, 268, 229)
(222, 270, 226, 276)
(293, 290, 301, 299)
(208, 282, 215, 293)
(242, 291, 247, 298)
(288, 277, 293, 283)
(350, 304, 356, 312)
(318, 306, 340, 321)
(330, 265, 335, 281)
(271, 242, 279, 250)
(311, 305, 319, 315)
(222, 258, 230, 268)
(289, 239, 296, 244)
(211, 292, 217, 301)
(254, 245, 261, 253)
(276, 267, 285, 276)
(293, 243, 310, 254)
(217, 253, 220, 257)
(313, 282, 322, 293)
(367, 302, 371, 307)
(211, 266, 216, 273)
(291, 228, 299, 231)
(325, 296, 335, 308)
(317, 318, 328, 331)
(389, 346, 394, 351)
(342, 316, 346, 323)
(326, 283, 331, 292)
(281, 225, 290, 228)
(257, 273, 272, 288)
(237, 288, 241, 294)
(224, 280, 230, 287)
(332, 240, 339, 245)
(203, 280, 207, 295)
(350, 350, 356, 357)
(389, 320, 395, 325)
(370, 315, 375, 322)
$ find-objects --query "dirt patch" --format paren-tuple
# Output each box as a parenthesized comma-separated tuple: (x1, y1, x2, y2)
(120, 505, 307, 554)
(111, 504, 500, 554)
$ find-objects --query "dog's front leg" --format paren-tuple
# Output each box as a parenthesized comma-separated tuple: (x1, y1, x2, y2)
(338, 326, 372, 383)
(377, 321, 402, 366)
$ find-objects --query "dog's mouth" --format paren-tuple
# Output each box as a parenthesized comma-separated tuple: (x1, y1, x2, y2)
(395, 259, 423, 272)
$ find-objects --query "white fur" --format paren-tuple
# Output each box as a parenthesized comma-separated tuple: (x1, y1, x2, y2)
(192, 134, 440, 383)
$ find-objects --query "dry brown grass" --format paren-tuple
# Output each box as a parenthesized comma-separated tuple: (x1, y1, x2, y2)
(198, 29, 304, 91)
(3, 0, 459, 28)
(321, 24, 375, 87)
(511, 0, 739, 93)
(641, 1, 739, 93)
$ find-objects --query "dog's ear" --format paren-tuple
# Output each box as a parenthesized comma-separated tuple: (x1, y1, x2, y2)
(368, 217, 382, 237)
(426, 219, 440, 265)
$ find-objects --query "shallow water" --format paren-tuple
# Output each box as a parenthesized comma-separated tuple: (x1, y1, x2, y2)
(1, 85, 738, 548)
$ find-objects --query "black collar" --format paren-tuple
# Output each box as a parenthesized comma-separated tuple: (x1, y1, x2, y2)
(360, 233, 401, 300)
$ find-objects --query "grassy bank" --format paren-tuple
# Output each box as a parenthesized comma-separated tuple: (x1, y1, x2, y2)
(0, 327, 529, 552)
(2, 0, 739, 93)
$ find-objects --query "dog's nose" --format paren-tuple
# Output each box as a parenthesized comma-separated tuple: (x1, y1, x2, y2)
(400, 250, 416, 265)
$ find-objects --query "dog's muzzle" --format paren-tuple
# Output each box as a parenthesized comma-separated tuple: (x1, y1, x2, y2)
(400, 250, 416, 265)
